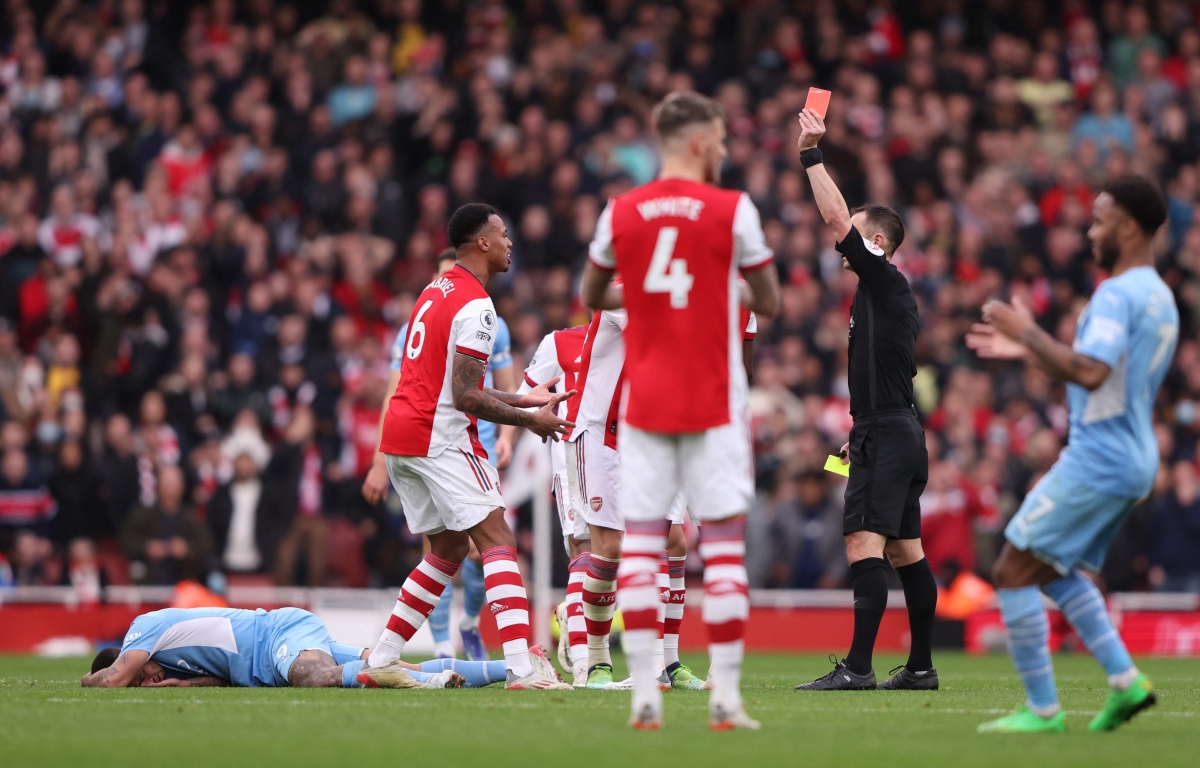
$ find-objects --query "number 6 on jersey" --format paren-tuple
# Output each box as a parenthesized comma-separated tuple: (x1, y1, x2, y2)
(643, 226, 694, 309)
(406, 299, 434, 359)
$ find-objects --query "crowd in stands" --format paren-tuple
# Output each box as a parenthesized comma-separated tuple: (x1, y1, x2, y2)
(2, 0, 1200, 598)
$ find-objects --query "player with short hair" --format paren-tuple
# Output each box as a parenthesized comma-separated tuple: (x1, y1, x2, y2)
(364, 203, 573, 690)
(792, 109, 939, 693)
(968, 175, 1176, 733)
(363, 247, 507, 662)
(81, 606, 512, 690)
(581, 90, 781, 730)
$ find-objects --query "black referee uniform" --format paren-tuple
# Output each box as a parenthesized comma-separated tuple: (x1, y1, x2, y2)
(797, 222, 938, 690)
(840, 227, 927, 540)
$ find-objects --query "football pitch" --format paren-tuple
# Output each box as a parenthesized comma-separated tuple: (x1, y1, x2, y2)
(2, 652, 1197, 768)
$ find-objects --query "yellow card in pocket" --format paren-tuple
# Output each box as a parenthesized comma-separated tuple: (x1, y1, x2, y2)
(824, 454, 850, 477)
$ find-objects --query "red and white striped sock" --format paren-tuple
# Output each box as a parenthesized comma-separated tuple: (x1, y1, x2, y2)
(653, 554, 668, 674)
(482, 546, 534, 678)
(369, 553, 459, 667)
(664, 555, 686, 668)
(566, 553, 590, 669)
(582, 553, 619, 668)
(618, 519, 669, 707)
(700, 520, 749, 710)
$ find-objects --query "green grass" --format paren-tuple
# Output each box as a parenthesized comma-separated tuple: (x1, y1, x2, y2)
(1, 652, 1197, 767)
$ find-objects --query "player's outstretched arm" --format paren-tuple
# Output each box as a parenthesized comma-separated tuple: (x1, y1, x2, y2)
(982, 296, 1110, 390)
(81, 650, 150, 688)
(452, 354, 575, 441)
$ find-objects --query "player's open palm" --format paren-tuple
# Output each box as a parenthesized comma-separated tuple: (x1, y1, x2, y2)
(529, 403, 574, 443)
(965, 323, 1028, 360)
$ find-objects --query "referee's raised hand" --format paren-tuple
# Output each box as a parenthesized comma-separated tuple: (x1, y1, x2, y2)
(797, 109, 826, 150)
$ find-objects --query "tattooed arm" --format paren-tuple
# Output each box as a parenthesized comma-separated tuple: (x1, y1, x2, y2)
(81, 650, 149, 688)
(452, 354, 574, 441)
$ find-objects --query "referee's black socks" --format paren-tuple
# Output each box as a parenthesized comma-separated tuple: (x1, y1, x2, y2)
(897, 557, 937, 672)
(846, 557, 888, 676)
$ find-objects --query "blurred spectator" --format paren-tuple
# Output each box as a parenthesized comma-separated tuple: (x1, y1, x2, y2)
(0, 448, 55, 533)
(8, 529, 58, 586)
(49, 439, 100, 544)
(766, 469, 847, 589)
(1148, 462, 1200, 593)
(208, 451, 284, 575)
(121, 465, 211, 585)
(269, 407, 329, 587)
(97, 414, 140, 534)
(64, 537, 104, 603)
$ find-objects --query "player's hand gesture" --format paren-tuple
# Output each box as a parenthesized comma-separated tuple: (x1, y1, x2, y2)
(528, 404, 575, 443)
(965, 323, 1029, 360)
(797, 109, 826, 150)
(981, 294, 1036, 341)
(522, 377, 562, 407)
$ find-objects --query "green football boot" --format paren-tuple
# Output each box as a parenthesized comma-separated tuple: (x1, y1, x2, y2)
(585, 663, 616, 689)
(978, 707, 1067, 734)
(1089, 673, 1156, 732)
(667, 663, 711, 690)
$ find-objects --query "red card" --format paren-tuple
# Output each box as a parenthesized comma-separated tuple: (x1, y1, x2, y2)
(805, 87, 831, 119)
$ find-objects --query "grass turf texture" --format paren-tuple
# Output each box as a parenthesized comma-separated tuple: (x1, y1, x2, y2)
(1, 652, 1197, 768)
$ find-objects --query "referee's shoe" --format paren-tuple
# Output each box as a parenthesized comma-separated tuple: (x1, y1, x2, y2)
(877, 665, 940, 690)
(794, 656, 876, 691)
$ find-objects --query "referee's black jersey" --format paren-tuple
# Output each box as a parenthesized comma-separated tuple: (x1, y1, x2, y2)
(838, 226, 919, 419)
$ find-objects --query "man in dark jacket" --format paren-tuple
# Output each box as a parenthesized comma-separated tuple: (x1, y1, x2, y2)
(121, 465, 211, 585)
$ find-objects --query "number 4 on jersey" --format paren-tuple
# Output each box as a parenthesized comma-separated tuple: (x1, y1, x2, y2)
(644, 226, 694, 309)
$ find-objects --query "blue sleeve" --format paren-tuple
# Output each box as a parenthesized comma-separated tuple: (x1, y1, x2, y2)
(489, 318, 512, 370)
(1077, 284, 1130, 368)
(121, 615, 166, 655)
(389, 324, 408, 371)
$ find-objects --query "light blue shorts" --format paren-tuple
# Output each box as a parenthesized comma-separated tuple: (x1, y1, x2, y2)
(266, 608, 366, 686)
(1005, 467, 1141, 575)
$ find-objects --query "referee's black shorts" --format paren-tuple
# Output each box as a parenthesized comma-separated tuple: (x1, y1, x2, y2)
(843, 409, 928, 540)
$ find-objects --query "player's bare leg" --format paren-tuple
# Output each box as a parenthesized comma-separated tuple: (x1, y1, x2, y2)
(698, 514, 758, 730)
(583, 525, 624, 689)
(468, 507, 570, 690)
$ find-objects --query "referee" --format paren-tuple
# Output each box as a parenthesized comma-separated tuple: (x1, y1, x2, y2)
(792, 108, 938, 692)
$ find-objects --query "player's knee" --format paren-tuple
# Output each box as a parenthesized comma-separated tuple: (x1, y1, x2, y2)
(430, 537, 471, 564)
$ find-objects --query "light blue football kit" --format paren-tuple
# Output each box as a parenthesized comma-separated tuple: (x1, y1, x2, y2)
(119, 607, 506, 688)
(1006, 267, 1179, 572)
(998, 266, 1178, 717)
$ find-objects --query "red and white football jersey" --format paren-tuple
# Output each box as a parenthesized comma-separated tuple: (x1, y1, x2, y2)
(521, 326, 586, 417)
(589, 178, 772, 433)
(566, 308, 627, 449)
(38, 213, 101, 267)
(379, 264, 498, 458)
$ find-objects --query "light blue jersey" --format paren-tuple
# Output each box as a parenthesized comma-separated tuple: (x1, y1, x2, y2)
(1007, 267, 1178, 573)
(1056, 267, 1178, 498)
(390, 316, 512, 464)
(120, 607, 360, 687)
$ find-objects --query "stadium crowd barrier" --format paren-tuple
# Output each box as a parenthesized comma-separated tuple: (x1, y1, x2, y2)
(1, 587, 1198, 657)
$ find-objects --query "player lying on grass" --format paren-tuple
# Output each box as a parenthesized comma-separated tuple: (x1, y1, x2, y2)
(81, 606, 511, 690)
